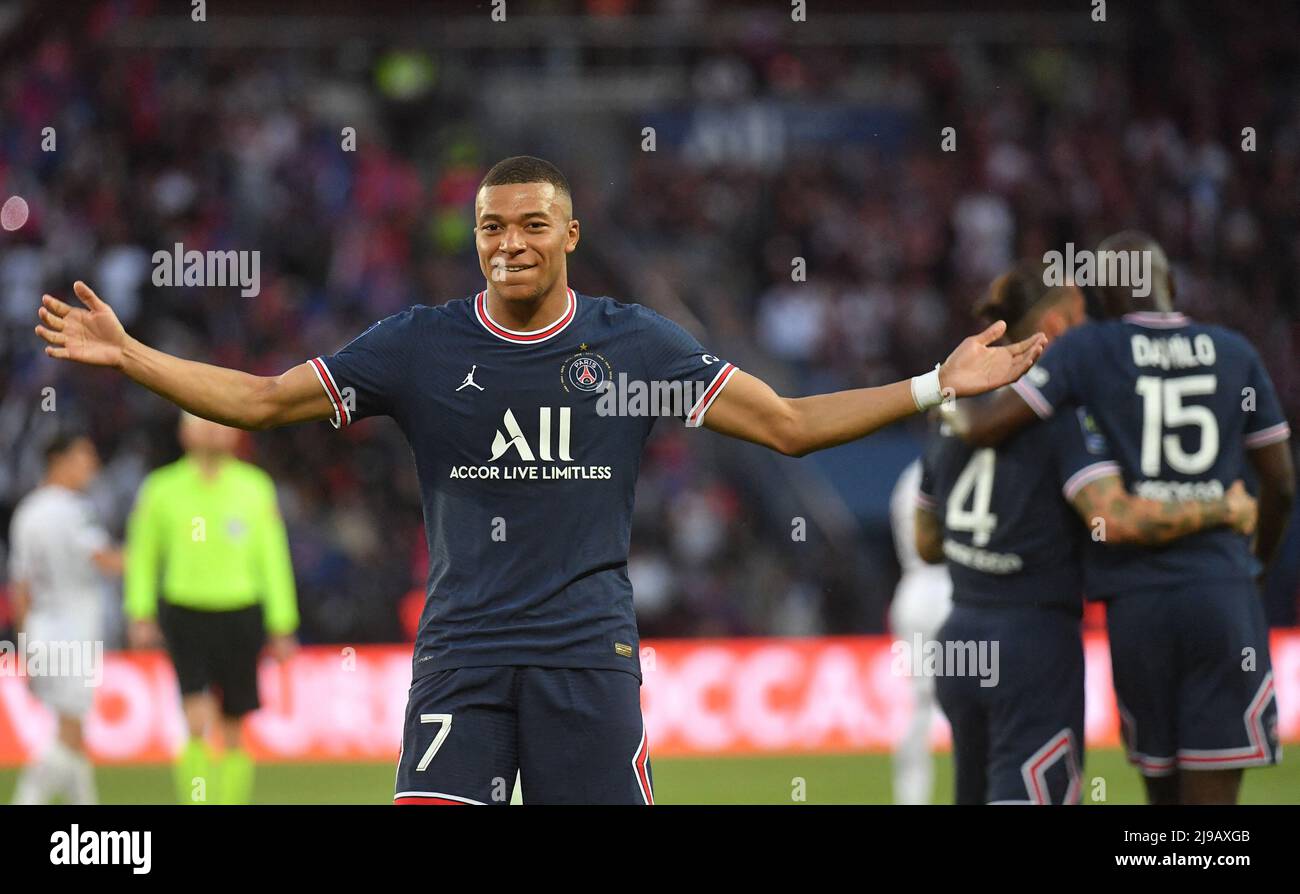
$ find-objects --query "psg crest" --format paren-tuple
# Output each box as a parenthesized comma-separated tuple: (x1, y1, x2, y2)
(561, 347, 612, 394)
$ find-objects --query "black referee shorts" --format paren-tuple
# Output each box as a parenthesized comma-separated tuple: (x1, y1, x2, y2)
(158, 602, 265, 718)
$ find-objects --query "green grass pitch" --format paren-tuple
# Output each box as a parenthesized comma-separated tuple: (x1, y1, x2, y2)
(1, 748, 1295, 804)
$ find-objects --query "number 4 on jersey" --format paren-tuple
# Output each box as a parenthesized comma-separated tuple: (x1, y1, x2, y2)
(946, 448, 998, 547)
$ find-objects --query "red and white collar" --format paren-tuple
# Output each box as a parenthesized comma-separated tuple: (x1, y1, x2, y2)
(474, 288, 577, 344)
(1122, 311, 1189, 329)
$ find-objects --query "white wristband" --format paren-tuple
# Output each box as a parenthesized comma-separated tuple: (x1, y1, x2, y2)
(910, 364, 944, 411)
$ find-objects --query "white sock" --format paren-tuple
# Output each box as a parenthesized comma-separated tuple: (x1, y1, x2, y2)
(11, 761, 51, 805)
(893, 683, 937, 805)
(49, 741, 82, 804)
(11, 743, 72, 805)
(65, 750, 98, 805)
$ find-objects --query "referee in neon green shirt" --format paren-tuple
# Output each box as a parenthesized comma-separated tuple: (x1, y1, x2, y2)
(125, 412, 299, 805)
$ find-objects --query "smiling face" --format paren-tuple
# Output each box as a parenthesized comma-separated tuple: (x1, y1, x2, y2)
(474, 182, 579, 305)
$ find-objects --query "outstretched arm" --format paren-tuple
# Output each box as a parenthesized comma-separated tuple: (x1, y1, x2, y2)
(1068, 475, 1258, 545)
(36, 282, 332, 430)
(703, 320, 1045, 456)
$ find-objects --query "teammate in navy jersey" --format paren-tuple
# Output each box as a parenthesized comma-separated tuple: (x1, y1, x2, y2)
(36, 156, 1049, 805)
(915, 261, 1258, 805)
(947, 233, 1295, 805)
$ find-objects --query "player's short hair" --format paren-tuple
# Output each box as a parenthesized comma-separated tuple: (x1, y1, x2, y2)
(975, 259, 1052, 328)
(478, 156, 572, 212)
(1096, 229, 1172, 314)
(43, 431, 88, 465)
(975, 258, 1077, 338)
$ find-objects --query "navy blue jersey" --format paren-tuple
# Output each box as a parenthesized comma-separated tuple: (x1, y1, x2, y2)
(918, 405, 1114, 610)
(308, 288, 739, 681)
(1012, 311, 1291, 594)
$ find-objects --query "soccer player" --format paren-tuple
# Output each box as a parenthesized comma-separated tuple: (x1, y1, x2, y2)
(946, 234, 1294, 805)
(887, 457, 952, 804)
(9, 433, 122, 805)
(916, 261, 1258, 805)
(35, 155, 1046, 805)
(124, 412, 300, 805)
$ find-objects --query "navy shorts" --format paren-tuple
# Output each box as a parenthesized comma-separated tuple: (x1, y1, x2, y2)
(1106, 580, 1280, 776)
(935, 602, 1085, 805)
(394, 665, 653, 805)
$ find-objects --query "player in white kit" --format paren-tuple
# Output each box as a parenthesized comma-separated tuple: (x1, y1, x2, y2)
(8, 433, 122, 804)
(888, 457, 953, 804)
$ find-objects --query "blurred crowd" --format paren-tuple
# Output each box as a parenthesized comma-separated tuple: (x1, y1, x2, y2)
(1, 3, 1297, 646)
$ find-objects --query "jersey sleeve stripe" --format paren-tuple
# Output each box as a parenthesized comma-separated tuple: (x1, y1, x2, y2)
(685, 362, 738, 428)
(1061, 460, 1122, 500)
(1011, 378, 1054, 419)
(309, 357, 348, 428)
(1244, 421, 1291, 449)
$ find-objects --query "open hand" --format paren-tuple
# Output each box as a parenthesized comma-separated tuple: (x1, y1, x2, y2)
(35, 281, 128, 368)
(938, 320, 1047, 399)
(1225, 479, 1258, 537)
